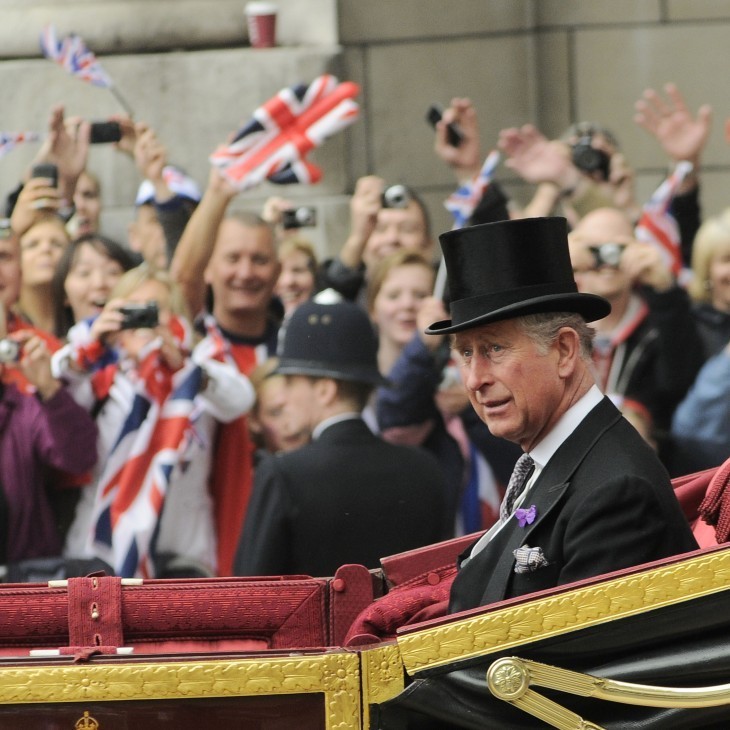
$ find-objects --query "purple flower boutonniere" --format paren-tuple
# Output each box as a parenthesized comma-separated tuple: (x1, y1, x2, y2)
(515, 504, 537, 528)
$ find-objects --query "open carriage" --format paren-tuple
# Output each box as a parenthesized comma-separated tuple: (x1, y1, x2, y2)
(0, 461, 729, 729)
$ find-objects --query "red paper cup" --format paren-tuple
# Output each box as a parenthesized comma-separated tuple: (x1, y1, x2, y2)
(245, 2, 278, 48)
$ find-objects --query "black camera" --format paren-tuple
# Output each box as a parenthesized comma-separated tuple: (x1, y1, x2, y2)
(571, 136, 611, 181)
(89, 120, 122, 145)
(0, 339, 20, 363)
(382, 184, 410, 209)
(119, 301, 159, 330)
(30, 162, 59, 188)
(281, 206, 317, 229)
(425, 104, 464, 147)
(589, 242, 626, 269)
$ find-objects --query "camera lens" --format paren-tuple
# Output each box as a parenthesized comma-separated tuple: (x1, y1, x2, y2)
(295, 207, 315, 226)
(382, 185, 410, 209)
(0, 339, 20, 363)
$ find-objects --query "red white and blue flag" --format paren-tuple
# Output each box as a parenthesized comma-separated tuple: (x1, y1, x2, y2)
(87, 318, 226, 578)
(634, 160, 693, 280)
(40, 25, 113, 88)
(210, 74, 360, 191)
(445, 149, 502, 229)
(0, 132, 41, 160)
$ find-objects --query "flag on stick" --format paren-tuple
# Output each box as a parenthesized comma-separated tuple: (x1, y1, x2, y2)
(39, 25, 134, 116)
(0, 132, 41, 160)
(634, 160, 693, 279)
(210, 74, 360, 191)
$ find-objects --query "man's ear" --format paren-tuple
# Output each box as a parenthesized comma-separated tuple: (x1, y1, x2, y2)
(314, 377, 339, 406)
(555, 327, 581, 378)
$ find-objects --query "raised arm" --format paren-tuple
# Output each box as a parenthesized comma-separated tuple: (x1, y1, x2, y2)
(169, 167, 237, 318)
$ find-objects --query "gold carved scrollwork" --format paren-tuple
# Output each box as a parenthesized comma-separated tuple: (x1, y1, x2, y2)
(398, 549, 730, 673)
(0, 653, 361, 730)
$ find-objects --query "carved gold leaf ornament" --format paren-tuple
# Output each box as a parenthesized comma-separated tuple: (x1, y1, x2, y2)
(360, 643, 405, 730)
(397, 549, 730, 673)
(0, 653, 361, 730)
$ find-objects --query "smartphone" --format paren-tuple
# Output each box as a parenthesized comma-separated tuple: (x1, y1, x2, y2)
(30, 162, 58, 187)
(426, 104, 464, 147)
(89, 120, 122, 144)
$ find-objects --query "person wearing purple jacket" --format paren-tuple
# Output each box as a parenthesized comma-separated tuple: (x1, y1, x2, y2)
(0, 329, 97, 566)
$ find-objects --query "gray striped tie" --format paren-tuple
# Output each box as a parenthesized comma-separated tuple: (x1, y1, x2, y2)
(500, 453, 535, 523)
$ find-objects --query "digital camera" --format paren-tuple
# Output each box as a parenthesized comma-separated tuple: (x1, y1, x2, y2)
(89, 121, 123, 145)
(381, 184, 410, 209)
(0, 339, 20, 363)
(281, 207, 317, 229)
(119, 301, 159, 330)
(589, 242, 626, 269)
(571, 136, 611, 181)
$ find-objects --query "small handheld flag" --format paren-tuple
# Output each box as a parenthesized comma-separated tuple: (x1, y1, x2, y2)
(435, 150, 502, 297)
(210, 74, 360, 191)
(39, 25, 134, 117)
(634, 160, 693, 279)
(0, 132, 41, 160)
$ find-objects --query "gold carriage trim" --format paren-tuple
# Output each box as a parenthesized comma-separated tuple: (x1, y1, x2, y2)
(359, 643, 405, 729)
(0, 652, 361, 730)
(397, 548, 730, 674)
(487, 656, 730, 730)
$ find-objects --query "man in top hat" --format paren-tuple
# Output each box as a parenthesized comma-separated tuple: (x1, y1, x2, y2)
(426, 217, 698, 613)
(233, 299, 448, 578)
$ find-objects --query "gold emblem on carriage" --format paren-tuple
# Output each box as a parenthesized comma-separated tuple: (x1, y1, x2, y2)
(74, 711, 99, 729)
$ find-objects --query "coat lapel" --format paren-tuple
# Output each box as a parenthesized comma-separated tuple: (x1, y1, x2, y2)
(476, 397, 623, 606)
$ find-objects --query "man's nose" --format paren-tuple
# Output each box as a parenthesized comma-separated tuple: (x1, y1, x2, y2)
(463, 355, 493, 392)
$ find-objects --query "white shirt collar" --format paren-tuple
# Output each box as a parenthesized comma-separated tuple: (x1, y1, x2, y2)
(312, 412, 362, 440)
(529, 385, 603, 469)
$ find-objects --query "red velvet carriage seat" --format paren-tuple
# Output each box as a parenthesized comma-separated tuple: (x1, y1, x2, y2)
(0, 564, 376, 659)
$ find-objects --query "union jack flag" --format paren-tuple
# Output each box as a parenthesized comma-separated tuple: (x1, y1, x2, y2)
(634, 160, 693, 280)
(210, 74, 360, 191)
(445, 150, 502, 229)
(40, 25, 113, 88)
(87, 318, 226, 578)
(0, 132, 41, 160)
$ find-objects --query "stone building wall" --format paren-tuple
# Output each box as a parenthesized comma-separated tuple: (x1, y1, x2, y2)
(2, 1, 730, 255)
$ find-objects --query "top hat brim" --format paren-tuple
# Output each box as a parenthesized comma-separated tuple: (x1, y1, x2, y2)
(425, 292, 611, 335)
(273, 358, 389, 387)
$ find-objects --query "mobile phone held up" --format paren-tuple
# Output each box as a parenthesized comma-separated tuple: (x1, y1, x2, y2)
(30, 162, 58, 188)
(89, 120, 122, 145)
(426, 104, 464, 147)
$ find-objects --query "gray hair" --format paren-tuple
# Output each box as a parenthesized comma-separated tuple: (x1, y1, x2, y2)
(516, 312, 595, 360)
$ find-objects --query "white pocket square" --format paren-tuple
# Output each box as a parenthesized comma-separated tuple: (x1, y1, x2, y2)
(513, 544, 549, 574)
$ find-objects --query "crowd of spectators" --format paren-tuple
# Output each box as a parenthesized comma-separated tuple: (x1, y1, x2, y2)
(0, 78, 726, 581)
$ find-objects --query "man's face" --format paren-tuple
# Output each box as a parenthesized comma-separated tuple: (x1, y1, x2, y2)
(451, 318, 566, 452)
(568, 209, 634, 302)
(253, 374, 311, 452)
(0, 236, 21, 311)
(280, 374, 321, 433)
(363, 202, 431, 270)
(204, 219, 280, 324)
(128, 205, 167, 270)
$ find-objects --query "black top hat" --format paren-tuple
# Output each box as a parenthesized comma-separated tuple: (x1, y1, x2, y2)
(274, 300, 387, 386)
(425, 217, 610, 335)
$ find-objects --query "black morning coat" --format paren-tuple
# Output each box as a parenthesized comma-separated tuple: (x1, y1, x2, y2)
(449, 396, 699, 613)
(234, 417, 448, 578)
